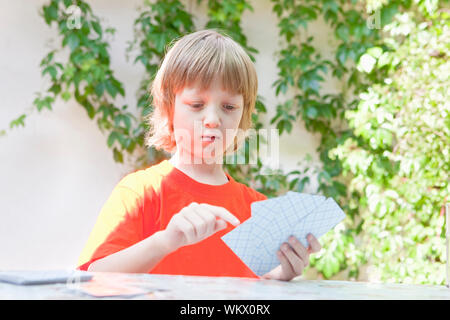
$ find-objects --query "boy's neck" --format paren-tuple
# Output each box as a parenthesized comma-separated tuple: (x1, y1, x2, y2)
(169, 151, 229, 185)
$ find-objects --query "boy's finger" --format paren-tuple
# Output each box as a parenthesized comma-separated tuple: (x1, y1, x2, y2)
(183, 210, 206, 238)
(199, 203, 240, 226)
(288, 236, 309, 266)
(277, 250, 294, 279)
(191, 204, 228, 236)
(214, 219, 227, 232)
(307, 234, 321, 253)
(281, 244, 304, 275)
(177, 216, 196, 244)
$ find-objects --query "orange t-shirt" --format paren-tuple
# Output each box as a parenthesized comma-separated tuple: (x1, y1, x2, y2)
(77, 159, 267, 278)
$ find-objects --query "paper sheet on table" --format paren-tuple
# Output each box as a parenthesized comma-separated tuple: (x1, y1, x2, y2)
(67, 273, 169, 298)
(221, 191, 345, 276)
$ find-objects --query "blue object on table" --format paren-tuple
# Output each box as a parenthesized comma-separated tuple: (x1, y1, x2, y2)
(0, 270, 93, 285)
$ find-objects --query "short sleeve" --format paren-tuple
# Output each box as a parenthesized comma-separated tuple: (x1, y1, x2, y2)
(240, 184, 267, 203)
(253, 189, 268, 201)
(77, 181, 144, 270)
(247, 186, 268, 202)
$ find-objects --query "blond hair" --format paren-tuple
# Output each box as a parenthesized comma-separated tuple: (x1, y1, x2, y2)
(145, 29, 258, 154)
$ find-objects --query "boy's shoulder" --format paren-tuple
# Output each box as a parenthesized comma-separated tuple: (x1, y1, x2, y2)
(115, 160, 170, 194)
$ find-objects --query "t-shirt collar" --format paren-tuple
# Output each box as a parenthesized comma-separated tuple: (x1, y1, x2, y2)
(160, 159, 236, 198)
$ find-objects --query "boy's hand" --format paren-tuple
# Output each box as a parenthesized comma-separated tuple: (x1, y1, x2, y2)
(261, 234, 321, 281)
(161, 202, 240, 252)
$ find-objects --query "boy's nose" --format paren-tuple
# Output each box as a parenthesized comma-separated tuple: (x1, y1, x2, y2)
(203, 107, 221, 128)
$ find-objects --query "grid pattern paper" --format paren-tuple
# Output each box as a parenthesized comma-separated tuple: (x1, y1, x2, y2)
(221, 192, 345, 276)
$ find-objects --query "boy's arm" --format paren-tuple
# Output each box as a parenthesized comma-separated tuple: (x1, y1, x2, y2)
(88, 202, 240, 273)
(87, 230, 174, 273)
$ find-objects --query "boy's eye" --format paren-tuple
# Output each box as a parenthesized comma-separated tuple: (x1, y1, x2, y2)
(189, 104, 236, 110)
(224, 104, 236, 110)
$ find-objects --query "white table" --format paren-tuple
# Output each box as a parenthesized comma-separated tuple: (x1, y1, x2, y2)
(1, 272, 449, 300)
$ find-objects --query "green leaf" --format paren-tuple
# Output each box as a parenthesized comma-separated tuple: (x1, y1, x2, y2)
(66, 33, 80, 51)
(105, 79, 117, 98)
(113, 148, 123, 163)
(111, 78, 125, 96)
(336, 23, 349, 41)
(123, 115, 132, 131)
(367, 47, 383, 58)
(297, 176, 310, 192)
(276, 119, 285, 135)
(305, 106, 318, 118)
(43, 3, 58, 25)
(322, 255, 339, 278)
(61, 91, 71, 101)
(83, 100, 96, 119)
(94, 82, 105, 97)
(91, 20, 102, 37)
(9, 114, 27, 129)
(49, 83, 61, 95)
(322, 0, 339, 13)
(34, 96, 54, 111)
(107, 131, 119, 148)
(273, 3, 283, 17)
(40, 51, 55, 67)
(43, 66, 57, 80)
(318, 170, 332, 183)
(380, 3, 399, 26)
(336, 45, 348, 65)
(154, 34, 166, 52)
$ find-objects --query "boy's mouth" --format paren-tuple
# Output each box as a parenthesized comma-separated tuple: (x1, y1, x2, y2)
(201, 135, 217, 142)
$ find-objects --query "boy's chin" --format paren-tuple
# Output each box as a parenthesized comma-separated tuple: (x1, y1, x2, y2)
(177, 145, 231, 164)
(195, 145, 226, 159)
(198, 152, 225, 163)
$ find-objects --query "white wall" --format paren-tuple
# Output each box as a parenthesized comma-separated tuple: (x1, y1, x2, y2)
(0, 0, 335, 271)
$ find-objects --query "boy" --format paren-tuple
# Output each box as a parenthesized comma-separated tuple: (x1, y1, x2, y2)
(77, 29, 321, 281)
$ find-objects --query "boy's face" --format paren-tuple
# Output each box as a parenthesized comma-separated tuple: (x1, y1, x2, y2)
(172, 77, 244, 163)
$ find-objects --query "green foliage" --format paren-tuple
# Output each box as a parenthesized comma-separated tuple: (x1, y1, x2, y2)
(268, 0, 382, 279)
(328, 5, 449, 284)
(11, 0, 141, 165)
(270, 0, 380, 194)
(4, 0, 448, 284)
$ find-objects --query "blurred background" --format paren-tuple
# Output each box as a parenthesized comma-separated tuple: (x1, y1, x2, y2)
(0, 0, 448, 285)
